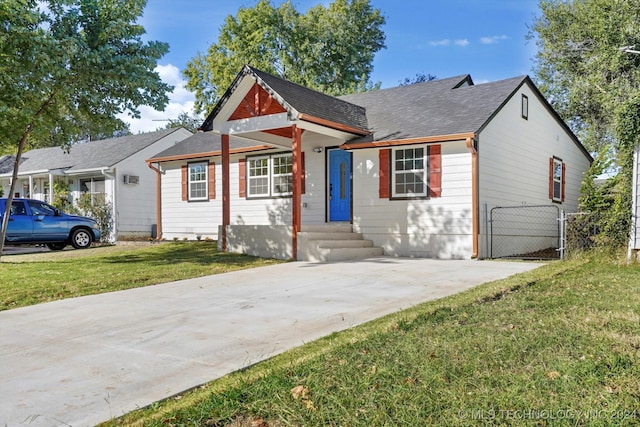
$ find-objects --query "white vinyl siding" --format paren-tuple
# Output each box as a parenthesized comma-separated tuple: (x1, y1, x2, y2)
(115, 127, 192, 240)
(352, 141, 474, 259)
(477, 84, 591, 258)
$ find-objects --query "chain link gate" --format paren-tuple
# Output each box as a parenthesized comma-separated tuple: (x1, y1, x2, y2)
(490, 205, 562, 260)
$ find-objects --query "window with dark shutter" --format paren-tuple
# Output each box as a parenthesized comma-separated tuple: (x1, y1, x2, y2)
(384, 144, 442, 199)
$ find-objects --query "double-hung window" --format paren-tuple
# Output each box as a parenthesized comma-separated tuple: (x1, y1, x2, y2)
(80, 177, 106, 204)
(248, 156, 270, 197)
(551, 157, 564, 202)
(272, 154, 293, 195)
(392, 146, 428, 198)
(247, 153, 293, 198)
(188, 162, 208, 201)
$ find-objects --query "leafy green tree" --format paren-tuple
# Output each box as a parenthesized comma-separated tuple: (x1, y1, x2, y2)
(399, 73, 437, 86)
(160, 112, 203, 133)
(0, 0, 171, 257)
(529, 0, 640, 247)
(184, 0, 386, 114)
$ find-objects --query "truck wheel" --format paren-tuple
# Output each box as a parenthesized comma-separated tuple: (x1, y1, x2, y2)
(46, 243, 66, 251)
(70, 228, 92, 249)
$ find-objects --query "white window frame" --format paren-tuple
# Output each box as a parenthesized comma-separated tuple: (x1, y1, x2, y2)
(247, 155, 270, 198)
(522, 94, 529, 120)
(391, 146, 428, 198)
(246, 153, 293, 198)
(80, 177, 106, 204)
(271, 153, 293, 196)
(552, 157, 563, 202)
(188, 162, 208, 201)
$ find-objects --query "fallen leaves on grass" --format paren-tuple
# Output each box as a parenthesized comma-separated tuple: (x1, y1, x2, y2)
(291, 385, 316, 411)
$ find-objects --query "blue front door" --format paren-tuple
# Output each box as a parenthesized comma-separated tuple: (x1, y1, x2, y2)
(329, 149, 352, 221)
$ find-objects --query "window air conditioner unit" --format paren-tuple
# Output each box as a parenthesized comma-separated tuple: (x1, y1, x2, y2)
(123, 174, 139, 185)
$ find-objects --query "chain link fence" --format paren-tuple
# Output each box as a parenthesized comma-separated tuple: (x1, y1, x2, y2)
(490, 205, 561, 260)
(489, 206, 607, 260)
(564, 211, 602, 254)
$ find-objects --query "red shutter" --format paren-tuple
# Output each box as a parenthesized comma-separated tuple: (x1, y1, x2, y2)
(548, 157, 554, 200)
(561, 162, 566, 202)
(239, 158, 246, 197)
(181, 164, 188, 201)
(208, 162, 216, 200)
(301, 152, 306, 195)
(379, 149, 390, 198)
(429, 145, 442, 197)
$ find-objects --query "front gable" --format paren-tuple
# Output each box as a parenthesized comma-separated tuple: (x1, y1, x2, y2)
(201, 65, 369, 147)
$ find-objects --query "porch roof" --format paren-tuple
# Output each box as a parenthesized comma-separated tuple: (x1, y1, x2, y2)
(149, 131, 269, 163)
(200, 65, 369, 135)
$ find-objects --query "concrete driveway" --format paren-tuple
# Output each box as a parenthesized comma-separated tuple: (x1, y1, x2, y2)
(0, 257, 542, 426)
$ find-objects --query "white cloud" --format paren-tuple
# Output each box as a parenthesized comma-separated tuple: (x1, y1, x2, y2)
(480, 35, 508, 44)
(430, 39, 451, 47)
(430, 38, 469, 47)
(119, 64, 196, 134)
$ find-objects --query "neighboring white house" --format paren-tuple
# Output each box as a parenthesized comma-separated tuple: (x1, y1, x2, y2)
(0, 128, 191, 241)
(147, 66, 592, 261)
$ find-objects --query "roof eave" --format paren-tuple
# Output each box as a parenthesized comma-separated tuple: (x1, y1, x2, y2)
(340, 132, 477, 150)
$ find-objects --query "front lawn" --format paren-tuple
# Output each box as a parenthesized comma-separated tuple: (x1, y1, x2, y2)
(103, 252, 640, 426)
(0, 243, 282, 311)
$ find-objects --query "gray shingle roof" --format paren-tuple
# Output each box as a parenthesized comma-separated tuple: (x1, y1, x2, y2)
(150, 131, 261, 160)
(339, 74, 526, 142)
(0, 155, 15, 174)
(202, 66, 531, 144)
(249, 67, 369, 131)
(201, 65, 368, 133)
(5, 128, 187, 175)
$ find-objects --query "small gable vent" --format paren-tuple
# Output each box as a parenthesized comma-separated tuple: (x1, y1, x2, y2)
(123, 174, 139, 185)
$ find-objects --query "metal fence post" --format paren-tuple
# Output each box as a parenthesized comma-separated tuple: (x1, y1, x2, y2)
(558, 209, 566, 259)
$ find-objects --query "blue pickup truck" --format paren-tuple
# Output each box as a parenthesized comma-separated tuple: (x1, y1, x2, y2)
(0, 198, 101, 250)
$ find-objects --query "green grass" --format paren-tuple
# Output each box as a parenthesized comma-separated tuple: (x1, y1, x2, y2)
(102, 252, 640, 427)
(0, 243, 282, 311)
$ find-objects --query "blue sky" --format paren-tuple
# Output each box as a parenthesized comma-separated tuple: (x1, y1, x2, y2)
(125, 0, 541, 132)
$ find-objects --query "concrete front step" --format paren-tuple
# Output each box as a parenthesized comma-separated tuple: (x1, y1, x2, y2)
(317, 239, 374, 248)
(300, 223, 353, 233)
(297, 223, 384, 261)
(321, 247, 384, 261)
(298, 231, 364, 241)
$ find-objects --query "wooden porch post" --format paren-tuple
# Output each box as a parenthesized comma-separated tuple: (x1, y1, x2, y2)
(222, 133, 230, 251)
(292, 125, 302, 259)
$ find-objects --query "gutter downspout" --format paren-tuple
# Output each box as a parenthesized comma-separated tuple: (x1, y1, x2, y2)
(48, 173, 54, 203)
(466, 136, 479, 258)
(147, 161, 163, 240)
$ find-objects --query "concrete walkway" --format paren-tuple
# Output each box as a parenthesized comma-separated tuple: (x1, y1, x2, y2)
(0, 258, 542, 426)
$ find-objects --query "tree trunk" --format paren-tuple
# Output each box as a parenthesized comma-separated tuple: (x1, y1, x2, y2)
(0, 92, 56, 261)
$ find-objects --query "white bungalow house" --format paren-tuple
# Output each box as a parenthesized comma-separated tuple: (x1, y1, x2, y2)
(147, 66, 592, 261)
(0, 128, 191, 241)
